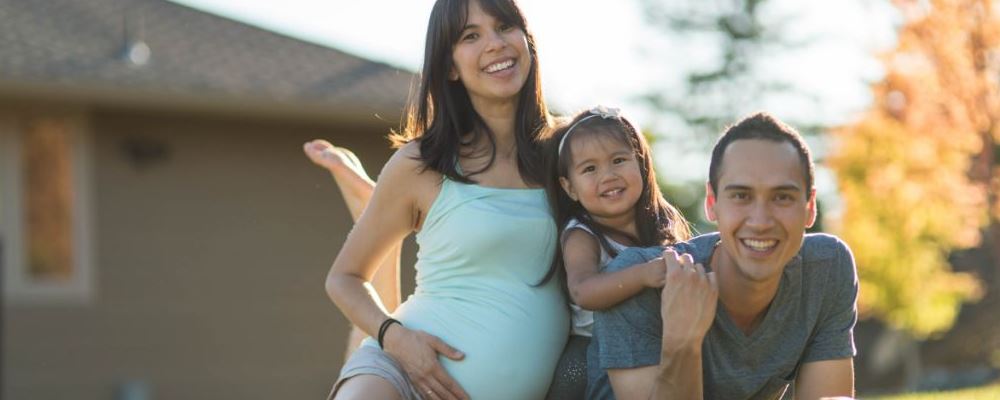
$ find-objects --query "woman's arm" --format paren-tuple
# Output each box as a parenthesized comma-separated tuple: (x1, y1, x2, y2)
(324, 142, 469, 399)
(563, 229, 664, 311)
(323, 143, 415, 342)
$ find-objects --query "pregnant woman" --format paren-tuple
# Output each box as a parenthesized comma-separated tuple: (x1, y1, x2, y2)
(321, 1, 569, 399)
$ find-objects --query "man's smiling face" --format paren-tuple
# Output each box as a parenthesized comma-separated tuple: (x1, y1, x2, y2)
(705, 138, 816, 283)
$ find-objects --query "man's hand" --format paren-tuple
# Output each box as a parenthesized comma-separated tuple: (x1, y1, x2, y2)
(659, 249, 718, 353)
(646, 249, 719, 400)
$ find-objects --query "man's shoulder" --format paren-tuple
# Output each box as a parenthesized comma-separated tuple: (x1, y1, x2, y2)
(605, 245, 663, 272)
(797, 233, 858, 292)
(614, 245, 663, 260)
(800, 233, 853, 264)
(671, 233, 720, 263)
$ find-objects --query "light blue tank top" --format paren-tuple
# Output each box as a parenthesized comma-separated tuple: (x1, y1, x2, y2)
(363, 176, 569, 399)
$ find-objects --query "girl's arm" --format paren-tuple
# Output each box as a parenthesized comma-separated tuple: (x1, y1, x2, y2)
(325, 142, 468, 399)
(563, 229, 665, 311)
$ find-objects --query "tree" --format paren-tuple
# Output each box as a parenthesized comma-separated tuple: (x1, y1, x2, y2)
(827, 0, 998, 386)
(638, 0, 824, 139)
(639, 0, 837, 234)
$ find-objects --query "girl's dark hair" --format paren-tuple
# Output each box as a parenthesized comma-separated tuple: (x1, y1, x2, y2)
(539, 110, 692, 285)
(389, 0, 553, 186)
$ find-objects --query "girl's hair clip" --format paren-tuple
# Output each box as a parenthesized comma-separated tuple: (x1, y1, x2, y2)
(589, 105, 621, 119)
(557, 105, 623, 156)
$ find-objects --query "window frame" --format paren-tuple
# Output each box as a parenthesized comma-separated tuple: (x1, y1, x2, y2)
(1, 113, 96, 304)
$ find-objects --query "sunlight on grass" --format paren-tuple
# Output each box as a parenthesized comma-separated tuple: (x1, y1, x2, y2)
(868, 382, 1000, 400)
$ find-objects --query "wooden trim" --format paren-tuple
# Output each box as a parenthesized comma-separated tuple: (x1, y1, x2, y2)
(1, 112, 96, 305)
(0, 79, 405, 129)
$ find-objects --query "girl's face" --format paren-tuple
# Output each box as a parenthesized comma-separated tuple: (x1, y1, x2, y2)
(450, 0, 531, 105)
(559, 132, 644, 228)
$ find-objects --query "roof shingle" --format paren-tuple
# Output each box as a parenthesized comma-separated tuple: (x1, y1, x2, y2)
(0, 0, 414, 120)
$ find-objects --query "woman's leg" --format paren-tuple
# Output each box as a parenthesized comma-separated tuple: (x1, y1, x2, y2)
(304, 140, 402, 360)
(332, 375, 402, 400)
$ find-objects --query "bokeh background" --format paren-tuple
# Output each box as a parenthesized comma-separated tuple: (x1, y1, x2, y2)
(1, 0, 998, 399)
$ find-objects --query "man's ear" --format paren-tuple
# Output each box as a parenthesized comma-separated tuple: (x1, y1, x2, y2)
(559, 177, 578, 201)
(704, 181, 718, 222)
(805, 187, 818, 228)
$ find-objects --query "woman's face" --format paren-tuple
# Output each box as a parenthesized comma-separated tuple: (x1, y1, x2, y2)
(450, 0, 531, 105)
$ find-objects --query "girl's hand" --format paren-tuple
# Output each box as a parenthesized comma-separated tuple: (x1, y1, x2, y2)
(642, 257, 667, 288)
(382, 324, 469, 400)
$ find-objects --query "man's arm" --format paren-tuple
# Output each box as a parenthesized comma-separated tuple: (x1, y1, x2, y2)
(591, 247, 716, 400)
(795, 358, 854, 400)
(606, 343, 704, 400)
(608, 366, 659, 400)
(796, 237, 858, 399)
(605, 250, 717, 400)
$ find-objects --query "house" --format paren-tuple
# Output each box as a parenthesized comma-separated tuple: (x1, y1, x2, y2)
(0, 0, 417, 398)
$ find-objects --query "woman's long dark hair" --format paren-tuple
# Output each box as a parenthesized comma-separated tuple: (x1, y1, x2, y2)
(389, 0, 553, 186)
(538, 110, 692, 286)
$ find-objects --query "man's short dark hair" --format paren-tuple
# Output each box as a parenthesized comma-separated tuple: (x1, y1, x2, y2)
(708, 112, 814, 194)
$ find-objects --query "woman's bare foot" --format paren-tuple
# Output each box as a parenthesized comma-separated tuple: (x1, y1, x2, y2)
(303, 139, 375, 219)
(304, 140, 374, 184)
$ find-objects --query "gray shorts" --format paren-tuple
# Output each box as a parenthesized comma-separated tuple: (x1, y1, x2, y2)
(328, 345, 424, 400)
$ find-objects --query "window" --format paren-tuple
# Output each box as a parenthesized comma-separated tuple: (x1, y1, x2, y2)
(1, 114, 94, 304)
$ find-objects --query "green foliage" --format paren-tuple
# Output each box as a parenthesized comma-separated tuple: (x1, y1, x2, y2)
(660, 181, 712, 235)
(640, 0, 827, 239)
(870, 382, 1000, 400)
(638, 0, 812, 138)
(831, 116, 983, 337)
(827, 0, 998, 338)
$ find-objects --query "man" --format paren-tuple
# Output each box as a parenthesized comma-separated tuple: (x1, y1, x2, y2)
(593, 112, 858, 400)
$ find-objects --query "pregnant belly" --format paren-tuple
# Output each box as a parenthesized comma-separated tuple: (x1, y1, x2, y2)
(392, 295, 569, 400)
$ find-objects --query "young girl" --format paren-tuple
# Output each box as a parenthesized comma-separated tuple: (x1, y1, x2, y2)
(544, 106, 691, 399)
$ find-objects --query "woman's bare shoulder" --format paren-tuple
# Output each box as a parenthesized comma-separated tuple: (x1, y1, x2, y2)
(378, 141, 440, 187)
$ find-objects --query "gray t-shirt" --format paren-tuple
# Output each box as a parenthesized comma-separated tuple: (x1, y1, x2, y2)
(593, 233, 858, 400)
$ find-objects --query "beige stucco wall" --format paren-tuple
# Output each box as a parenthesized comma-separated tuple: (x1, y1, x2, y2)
(3, 108, 417, 399)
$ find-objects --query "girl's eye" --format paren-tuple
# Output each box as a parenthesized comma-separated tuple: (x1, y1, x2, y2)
(613, 157, 628, 164)
(499, 23, 514, 32)
(462, 32, 479, 41)
(582, 166, 596, 173)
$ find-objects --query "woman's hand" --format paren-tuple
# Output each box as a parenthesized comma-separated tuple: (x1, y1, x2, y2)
(382, 324, 469, 400)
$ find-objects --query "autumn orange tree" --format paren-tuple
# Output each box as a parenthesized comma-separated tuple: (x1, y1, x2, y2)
(828, 0, 999, 339)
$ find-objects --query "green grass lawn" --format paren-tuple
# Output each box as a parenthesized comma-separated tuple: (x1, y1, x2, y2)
(868, 382, 1000, 399)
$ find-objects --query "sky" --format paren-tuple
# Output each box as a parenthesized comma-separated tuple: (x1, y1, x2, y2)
(171, 0, 899, 186)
